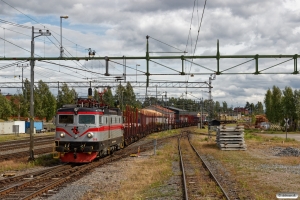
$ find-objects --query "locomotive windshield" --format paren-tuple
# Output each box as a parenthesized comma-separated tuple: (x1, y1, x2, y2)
(79, 115, 95, 124)
(59, 115, 74, 124)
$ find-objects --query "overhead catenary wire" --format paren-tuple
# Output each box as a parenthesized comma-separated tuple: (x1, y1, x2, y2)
(1, 0, 41, 26)
(43, 34, 90, 78)
(1, 1, 102, 83)
(186, 0, 207, 83)
(185, 0, 197, 53)
(36, 65, 90, 80)
(0, 29, 90, 81)
(0, 36, 48, 57)
(109, 60, 145, 74)
(0, 26, 53, 44)
(0, 19, 32, 29)
(1, 0, 93, 62)
(0, 61, 27, 70)
(36, 65, 85, 79)
(149, 36, 186, 53)
(39, 60, 105, 75)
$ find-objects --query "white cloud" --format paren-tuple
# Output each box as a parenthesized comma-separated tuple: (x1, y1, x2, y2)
(0, 0, 300, 108)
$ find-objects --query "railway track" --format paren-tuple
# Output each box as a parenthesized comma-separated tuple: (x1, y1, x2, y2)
(178, 131, 230, 200)
(0, 135, 54, 146)
(0, 134, 179, 199)
(0, 140, 53, 152)
(0, 146, 53, 161)
(0, 136, 54, 161)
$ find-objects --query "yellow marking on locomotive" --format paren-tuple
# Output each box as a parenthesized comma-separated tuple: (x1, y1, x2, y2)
(53, 142, 60, 159)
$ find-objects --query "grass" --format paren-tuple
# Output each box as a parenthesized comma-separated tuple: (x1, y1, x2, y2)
(191, 130, 300, 199)
(0, 160, 35, 173)
(147, 128, 183, 139)
(33, 154, 61, 166)
(0, 154, 60, 173)
(244, 131, 297, 143)
(89, 140, 178, 200)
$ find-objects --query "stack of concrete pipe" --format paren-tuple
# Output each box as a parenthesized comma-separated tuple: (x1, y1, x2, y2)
(216, 124, 247, 150)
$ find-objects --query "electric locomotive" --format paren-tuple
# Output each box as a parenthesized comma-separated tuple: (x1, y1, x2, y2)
(54, 90, 124, 163)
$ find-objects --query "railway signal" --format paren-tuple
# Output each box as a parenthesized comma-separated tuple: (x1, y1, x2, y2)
(284, 118, 289, 140)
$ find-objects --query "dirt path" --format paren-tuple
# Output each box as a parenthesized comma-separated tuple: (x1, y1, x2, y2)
(259, 133, 300, 141)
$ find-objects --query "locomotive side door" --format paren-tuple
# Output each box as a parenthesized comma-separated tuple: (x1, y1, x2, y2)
(107, 116, 111, 139)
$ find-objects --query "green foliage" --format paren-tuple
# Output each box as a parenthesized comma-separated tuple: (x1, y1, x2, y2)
(115, 82, 140, 110)
(0, 94, 12, 120)
(33, 154, 61, 166)
(244, 132, 263, 141)
(272, 86, 283, 123)
(35, 80, 57, 121)
(57, 83, 77, 109)
(102, 87, 115, 107)
(264, 86, 300, 130)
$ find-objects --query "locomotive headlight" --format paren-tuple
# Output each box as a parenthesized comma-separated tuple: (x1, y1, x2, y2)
(60, 132, 65, 138)
(87, 132, 94, 138)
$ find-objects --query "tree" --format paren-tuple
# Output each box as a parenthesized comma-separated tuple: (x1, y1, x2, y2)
(222, 101, 228, 112)
(214, 101, 221, 119)
(9, 95, 19, 119)
(282, 86, 296, 128)
(115, 83, 126, 110)
(244, 102, 251, 114)
(294, 89, 300, 129)
(124, 82, 136, 107)
(93, 88, 100, 101)
(255, 101, 264, 115)
(271, 86, 282, 123)
(57, 83, 77, 109)
(35, 80, 57, 121)
(264, 89, 272, 121)
(102, 88, 115, 107)
(0, 94, 12, 120)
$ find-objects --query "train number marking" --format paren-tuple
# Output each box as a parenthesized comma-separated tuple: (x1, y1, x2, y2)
(93, 138, 98, 141)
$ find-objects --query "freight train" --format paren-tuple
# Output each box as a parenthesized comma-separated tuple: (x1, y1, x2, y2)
(54, 89, 197, 163)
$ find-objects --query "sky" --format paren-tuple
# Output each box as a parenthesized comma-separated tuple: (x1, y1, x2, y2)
(1, 0, 300, 108)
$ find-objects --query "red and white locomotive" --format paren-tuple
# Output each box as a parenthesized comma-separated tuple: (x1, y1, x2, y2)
(54, 88, 198, 163)
(54, 90, 124, 163)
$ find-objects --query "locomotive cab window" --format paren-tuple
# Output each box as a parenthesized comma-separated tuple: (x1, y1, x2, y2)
(99, 116, 102, 124)
(79, 115, 95, 124)
(59, 115, 74, 124)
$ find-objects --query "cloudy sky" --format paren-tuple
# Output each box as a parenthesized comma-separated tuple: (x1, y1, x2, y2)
(0, 0, 300, 108)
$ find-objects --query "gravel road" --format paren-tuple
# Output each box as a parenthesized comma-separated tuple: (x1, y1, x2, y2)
(259, 133, 300, 141)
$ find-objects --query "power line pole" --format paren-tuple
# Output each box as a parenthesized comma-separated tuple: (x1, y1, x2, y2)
(208, 74, 216, 139)
(29, 26, 51, 161)
(17, 64, 28, 91)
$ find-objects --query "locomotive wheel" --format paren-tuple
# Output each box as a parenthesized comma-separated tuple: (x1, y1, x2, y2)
(98, 150, 104, 158)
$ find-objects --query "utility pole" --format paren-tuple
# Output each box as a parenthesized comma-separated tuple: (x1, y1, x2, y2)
(57, 81, 59, 102)
(208, 74, 216, 139)
(60, 15, 68, 57)
(155, 85, 157, 105)
(136, 64, 140, 82)
(17, 64, 28, 91)
(29, 26, 51, 161)
(201, 97, 203, 129)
